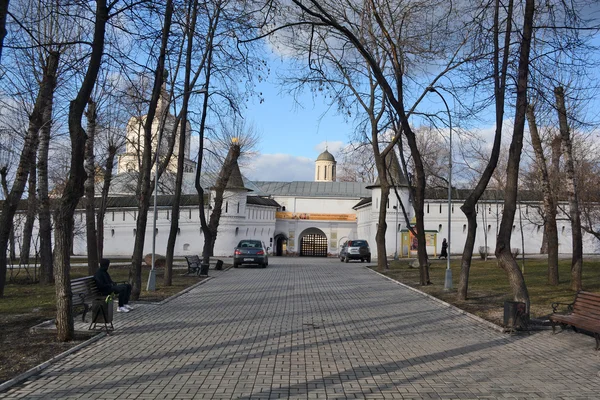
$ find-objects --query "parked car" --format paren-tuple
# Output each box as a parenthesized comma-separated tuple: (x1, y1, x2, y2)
(339, 240, 371, 263)
(233, 240, 269, 268)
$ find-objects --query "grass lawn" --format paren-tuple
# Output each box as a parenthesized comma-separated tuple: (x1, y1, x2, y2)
(1, 262, 206, 317)
(376, 256, 600, 326)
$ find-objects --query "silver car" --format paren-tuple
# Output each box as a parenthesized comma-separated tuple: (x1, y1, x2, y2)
(233, 240, 269, 268)
(339, 240, 371, 263)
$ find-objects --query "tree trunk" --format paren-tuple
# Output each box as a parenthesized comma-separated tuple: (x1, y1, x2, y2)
(458, 0, 513, 300)
(130, 0, 174, 299)
(205, 143, 241, 262)
(0, 0, 9, 65)
(526, 103, 559, 285)
(0, 167, 16, 265)
(403, 127, 430, 285)
(0, 50, 59, 297)
(84, 99, 99, 275)
(540, 226, 548, 254)
(54, 0, 108, 341)
(554, 86, 583, 291)
(53, 212, 74, 342)
(96, 144, 116, 261)
(166, 0, 199, 286)
(458, 208, 476, 299)
(196, 12, 218, 264)
(495, 0, 534, 309)
(38, 79, 55, 285)
(20, 162, 37, 267)
(375, 184, 389, 271)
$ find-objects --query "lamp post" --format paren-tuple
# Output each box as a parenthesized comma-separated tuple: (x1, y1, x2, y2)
(146, 126, 162, 292)
(393, 205, 399, 260)
(146, 87, 208, 291)
(427, 86, 452, 290)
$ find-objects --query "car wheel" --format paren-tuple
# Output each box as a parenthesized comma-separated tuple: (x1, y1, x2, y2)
(262, 262, 267, 268)
(345, 255, 349, 263)
(366, 256, 371, 263)
(233, 262, 239, 268)
(361, 258, 365, 262)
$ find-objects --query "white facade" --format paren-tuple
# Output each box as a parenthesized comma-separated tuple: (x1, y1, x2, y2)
(11, 148, 600, 260)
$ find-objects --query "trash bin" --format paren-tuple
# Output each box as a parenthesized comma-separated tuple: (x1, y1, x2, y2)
(90, 298, 114, 332)
(504, 301, 529, 330)
(92, 298, 113, 323)
(215, 259, 224, 270)
(199, 263, 210, 276)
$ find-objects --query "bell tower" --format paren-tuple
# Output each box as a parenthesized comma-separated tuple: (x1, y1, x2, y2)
(315, 149, 336, 182)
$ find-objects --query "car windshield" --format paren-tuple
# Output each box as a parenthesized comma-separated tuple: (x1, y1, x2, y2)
(348, 240, 367, 247)
(238, 240, 262, 248)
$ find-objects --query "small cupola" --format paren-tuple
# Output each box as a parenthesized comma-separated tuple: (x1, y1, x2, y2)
(315, 149, 337, 182)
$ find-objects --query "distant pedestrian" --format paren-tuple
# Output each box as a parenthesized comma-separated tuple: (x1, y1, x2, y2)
(94, 258, 133, 313)
(439, 238, 448, 259)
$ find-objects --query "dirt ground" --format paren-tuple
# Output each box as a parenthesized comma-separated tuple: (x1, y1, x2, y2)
(0, 314, 95, 384)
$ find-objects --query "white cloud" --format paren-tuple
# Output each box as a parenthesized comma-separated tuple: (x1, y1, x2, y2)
(243, 153, 314, 181)
(315, 140, 344, 154)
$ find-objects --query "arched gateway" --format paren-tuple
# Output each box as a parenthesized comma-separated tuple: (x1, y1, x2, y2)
(273, 233, 287, 256)
(299, 228, 328, 257)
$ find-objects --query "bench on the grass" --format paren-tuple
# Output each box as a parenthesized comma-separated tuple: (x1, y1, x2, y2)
(550, 291, 600, 350)
(184, 255, 201, 275)
(70, 276, 113, 332)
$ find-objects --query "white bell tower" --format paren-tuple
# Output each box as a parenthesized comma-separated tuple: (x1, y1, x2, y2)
(315, 149, 336, 182)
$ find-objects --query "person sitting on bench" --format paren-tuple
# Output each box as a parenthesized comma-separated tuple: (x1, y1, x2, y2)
(94, 258, 133, 313)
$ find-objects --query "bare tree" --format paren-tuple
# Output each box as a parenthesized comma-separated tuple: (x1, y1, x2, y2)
(457, 0, 513, 300)
(53, 0, 110, 341)
(555, 86, 583, 290)
(165, 0, 201, 286)
(0, 49, 59, 297)
(19, 148, 37, 267)
(260, 0, 476, 281)
(495, 0, 534, 309)
(526, 103, 559, 285)
(84, 99, 99, 275)
(336, 143, 377, 183)
(0, 0, 9, 64)
(203, 140, 241, 262)
(129, 0, 174, 299)
(579, 158, 600, 243)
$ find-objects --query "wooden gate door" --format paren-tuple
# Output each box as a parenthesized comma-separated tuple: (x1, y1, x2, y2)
(300, 234, 327, 257)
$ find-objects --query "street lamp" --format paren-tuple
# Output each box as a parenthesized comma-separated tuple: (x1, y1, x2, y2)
(146, 124, 162, 292)
(393, 205, 399, 260)
(147, 86, 208, 291)
(427, 86, 452, 291)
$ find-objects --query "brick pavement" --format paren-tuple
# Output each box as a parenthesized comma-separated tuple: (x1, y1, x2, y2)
(2, 258, 600, 399)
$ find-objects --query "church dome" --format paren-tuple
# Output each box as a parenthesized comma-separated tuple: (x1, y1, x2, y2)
(316, 149, 335, 162)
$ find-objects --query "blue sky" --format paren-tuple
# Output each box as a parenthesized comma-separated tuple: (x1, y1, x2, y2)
(240, 71, 353, 182)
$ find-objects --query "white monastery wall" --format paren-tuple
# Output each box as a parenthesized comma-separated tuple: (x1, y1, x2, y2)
(273, 196, 358, 214)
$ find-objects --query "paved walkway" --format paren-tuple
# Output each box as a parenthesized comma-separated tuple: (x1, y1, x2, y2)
(3, 258, 600, 399)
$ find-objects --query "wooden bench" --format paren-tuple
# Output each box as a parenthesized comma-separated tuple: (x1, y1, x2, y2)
(70, 276, 113, 332)
(184, 255, 201, 275)
(550, 291, 600, 350)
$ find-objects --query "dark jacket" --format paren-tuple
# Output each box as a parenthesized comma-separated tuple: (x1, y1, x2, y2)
(94, 263, 114, 295)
